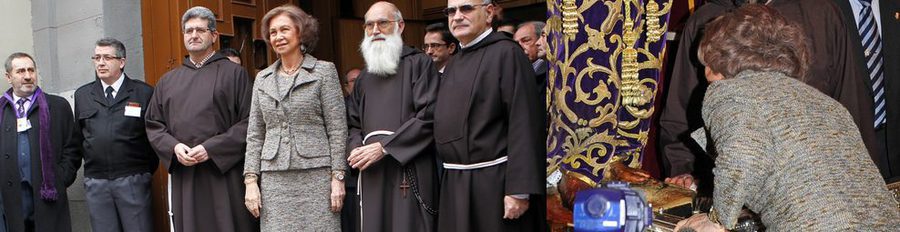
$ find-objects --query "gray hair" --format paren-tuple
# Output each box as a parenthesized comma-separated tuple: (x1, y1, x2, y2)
(519, 21, 545, 38)
(181, 6, 217, 31)
(95, 37, 127, 59)
(394, 9, 404, 22)
(4, 52, 35, 73)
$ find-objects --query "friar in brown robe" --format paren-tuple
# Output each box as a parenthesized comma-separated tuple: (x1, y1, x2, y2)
(659, 0, 877, 187)
(346, 3, 440, 231)
(433, 2, 545, 230)
(347, 45, 440, 231)
(145, 7, 257, 232)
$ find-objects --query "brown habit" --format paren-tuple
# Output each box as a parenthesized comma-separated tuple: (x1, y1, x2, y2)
(433, 31, 546, 232)
(659, 0, 877, 180)
(346, 46, 440, 232)
(145, 54, 258, 232)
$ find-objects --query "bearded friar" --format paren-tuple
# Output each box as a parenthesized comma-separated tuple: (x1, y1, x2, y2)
(346, 2, 441, 232)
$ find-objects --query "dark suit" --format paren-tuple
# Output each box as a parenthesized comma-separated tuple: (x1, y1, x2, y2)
(834, 0, 900, 180)
(73, 76, 156, 179)
(534, 58, 548, 108)
(0, 91, 81, 232)
(72, 75, 156, 232)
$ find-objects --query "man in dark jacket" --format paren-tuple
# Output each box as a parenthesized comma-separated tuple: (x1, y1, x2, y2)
(72, 38, 157, 232)
(0, 52, 81, 232)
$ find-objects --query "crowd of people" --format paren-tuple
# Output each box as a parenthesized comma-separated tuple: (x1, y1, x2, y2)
(0, 0, 545, 231)
(0, 0, 898, 231)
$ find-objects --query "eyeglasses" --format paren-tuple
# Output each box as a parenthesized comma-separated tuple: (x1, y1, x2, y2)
(423, 43, 449, 50)
(183, 27, 212, 35)
(364, 20, 398, 32)
(442, 3, 489, 17)
(90, 55, 122, 62)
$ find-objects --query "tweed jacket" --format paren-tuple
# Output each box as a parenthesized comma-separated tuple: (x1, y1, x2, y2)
(244, 55, 347, 174)
(702, 71, 900, 231)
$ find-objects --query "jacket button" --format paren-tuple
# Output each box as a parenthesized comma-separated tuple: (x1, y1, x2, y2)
(6, 181, 11, 186)
(3, 154, 8, 159)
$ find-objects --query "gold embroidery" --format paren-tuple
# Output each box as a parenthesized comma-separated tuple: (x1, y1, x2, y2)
(547, 0, 672, 178)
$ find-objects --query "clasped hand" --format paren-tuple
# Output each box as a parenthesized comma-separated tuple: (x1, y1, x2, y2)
(348, 142, 385, 170)
(174, 143, 209, 166)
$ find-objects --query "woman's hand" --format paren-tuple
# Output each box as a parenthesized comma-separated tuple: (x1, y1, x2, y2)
(330, 178, 346, 213)
(245, 182, 262, 218)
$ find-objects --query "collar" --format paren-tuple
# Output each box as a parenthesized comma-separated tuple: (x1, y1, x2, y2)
(101, 73, 125, 93)
(460, 28, 494, 49)
(12, 93, 35, 105)
(258, 54, 319, 79)
(190, 51, 216, 68)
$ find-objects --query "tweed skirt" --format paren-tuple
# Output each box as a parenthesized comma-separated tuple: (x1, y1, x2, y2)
(260, 167, 340, 231)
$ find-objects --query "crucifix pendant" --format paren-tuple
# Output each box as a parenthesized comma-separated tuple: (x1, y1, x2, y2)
(400, 175, 410, 198)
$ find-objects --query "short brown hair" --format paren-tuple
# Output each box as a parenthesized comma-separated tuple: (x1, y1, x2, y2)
(698, 4, 810, 80)
(261, 4, 319, 54)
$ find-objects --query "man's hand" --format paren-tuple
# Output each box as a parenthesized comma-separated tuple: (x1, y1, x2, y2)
(665, 174, 696, 190)
(174, 143, 197, 166)
(330, 178, 345, 213)
(674, 213, 726, 232)
(347, 143, 385, 171)
(244, 182, 261, 218)
(503, 195, 529, 219)
(188, 145, 209, 163)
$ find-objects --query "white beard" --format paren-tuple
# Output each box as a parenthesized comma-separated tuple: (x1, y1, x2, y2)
(360, 31, 403, 76)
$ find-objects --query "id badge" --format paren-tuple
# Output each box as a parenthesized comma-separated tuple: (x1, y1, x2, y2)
(125, 102, 142, 118)
(16, 118, 31, 132)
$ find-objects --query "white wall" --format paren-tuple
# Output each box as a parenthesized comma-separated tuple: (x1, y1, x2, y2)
(0, 0, 34, 92)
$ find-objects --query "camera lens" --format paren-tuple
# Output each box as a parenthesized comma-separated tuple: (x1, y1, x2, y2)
(585, 194, 608, 218)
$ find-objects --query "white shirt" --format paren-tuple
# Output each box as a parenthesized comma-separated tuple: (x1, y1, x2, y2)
(849, 0, 883, 35)
(12, 94, 34, 118)
(101, 73, 125, 99)
(459, 28, 494, 49)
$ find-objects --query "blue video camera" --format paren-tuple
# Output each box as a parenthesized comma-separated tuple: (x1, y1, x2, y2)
(573, 182, 653, 232)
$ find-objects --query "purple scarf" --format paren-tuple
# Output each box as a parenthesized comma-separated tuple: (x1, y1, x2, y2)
(0, 88, 58, 201)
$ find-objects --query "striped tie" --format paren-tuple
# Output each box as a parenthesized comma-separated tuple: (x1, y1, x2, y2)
(857, 0, 887, 128)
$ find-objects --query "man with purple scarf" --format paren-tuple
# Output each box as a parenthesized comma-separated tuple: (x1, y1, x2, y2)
(0, 52, 81, 232)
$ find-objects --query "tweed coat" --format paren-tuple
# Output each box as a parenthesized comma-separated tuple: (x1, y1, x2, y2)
(244, 54, 348, 174)
(702, 71, 900, 231)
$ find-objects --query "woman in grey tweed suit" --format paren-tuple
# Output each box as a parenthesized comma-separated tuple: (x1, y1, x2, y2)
(242, 4, 347, 231)
(675, 4, 900, 231)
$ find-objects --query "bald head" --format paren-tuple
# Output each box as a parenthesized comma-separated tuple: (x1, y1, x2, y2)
(364, 1, 405, 37)
(366, 2, 403, 23)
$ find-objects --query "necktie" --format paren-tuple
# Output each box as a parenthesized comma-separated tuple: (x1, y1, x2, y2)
(105, 86, 115, 104)
(856, 0, 886, 128)
(16, 98, 28, 118)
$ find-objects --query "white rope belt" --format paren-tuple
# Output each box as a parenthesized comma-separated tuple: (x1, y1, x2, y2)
(443, 156, 508, 170)
(363, 130, 394, 144)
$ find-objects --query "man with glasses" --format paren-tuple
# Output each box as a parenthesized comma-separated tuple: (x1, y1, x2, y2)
(423, 23, 457, 73)
(145, 6, 257, 232)
(433, 0, 545, 231)
(71, 38, 157, 232)
(514, 21, 548, 107)
(347, 2, 440, 231)
(0, 52, 81, 232)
